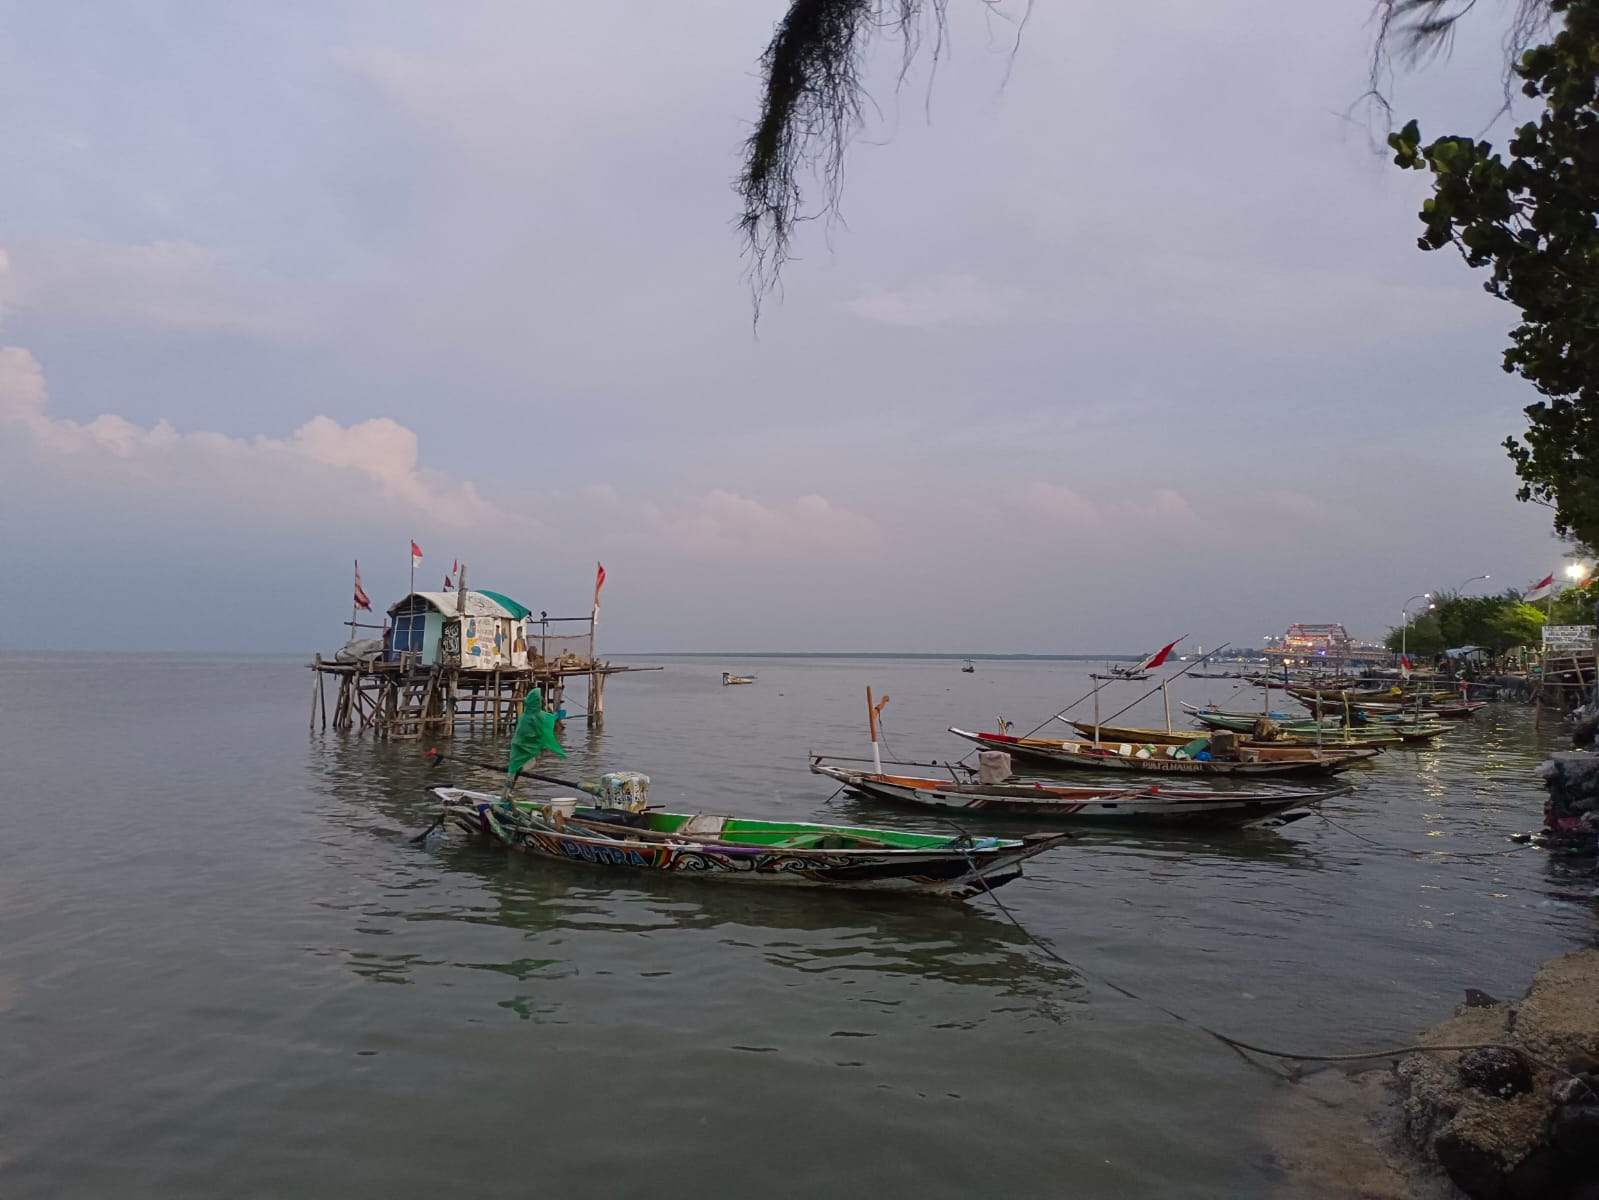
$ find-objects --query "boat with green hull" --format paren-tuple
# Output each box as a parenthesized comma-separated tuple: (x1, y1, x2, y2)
(1177, 707, 1448, 745)
(433, 786, 1068, 899)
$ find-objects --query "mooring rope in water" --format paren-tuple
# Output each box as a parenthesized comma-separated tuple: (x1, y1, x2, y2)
(960, 857, 1557, 1076)
(1315, 810, 1531, 860)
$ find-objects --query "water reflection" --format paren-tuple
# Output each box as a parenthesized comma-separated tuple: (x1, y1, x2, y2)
(301, 733, 1087, 1023)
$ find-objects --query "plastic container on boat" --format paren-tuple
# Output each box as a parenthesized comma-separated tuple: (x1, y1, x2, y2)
(545, 797, 578, 821)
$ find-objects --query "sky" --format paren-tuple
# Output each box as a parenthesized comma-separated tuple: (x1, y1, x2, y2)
(0, 1, 1575, 654)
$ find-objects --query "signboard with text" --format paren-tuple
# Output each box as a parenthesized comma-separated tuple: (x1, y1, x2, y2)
(1542, 624, 1595, 649)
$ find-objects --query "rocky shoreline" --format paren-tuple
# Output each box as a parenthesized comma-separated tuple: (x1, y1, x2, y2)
(1265, 948, 1599, 1200)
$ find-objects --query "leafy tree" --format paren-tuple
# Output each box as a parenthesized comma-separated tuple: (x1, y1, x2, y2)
(1388, 0, 1599, 544)
(1386, 610, 1446, 656)
(1382, 589, 1548, 653)
(1545, 582, 1599, 623)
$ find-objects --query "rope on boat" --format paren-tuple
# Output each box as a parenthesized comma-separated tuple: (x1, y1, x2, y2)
(961, 856, 1545, 1076)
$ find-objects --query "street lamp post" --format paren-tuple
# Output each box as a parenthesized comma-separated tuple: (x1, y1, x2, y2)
(1455, 574, 1491, 594)
(1402, 593, 1434, 662)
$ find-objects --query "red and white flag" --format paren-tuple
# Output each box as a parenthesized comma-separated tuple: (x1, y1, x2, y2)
(1136, 636, 1184, 673)
(593, 562, 606, 611)
(353, 562, 372, 612)
(1398, 653, 1413, 680)
(1524, 574, 1555, 602)
(411, 541, 424, 569)
(442, 574, 453, 591)
(441, 559, 457, 591)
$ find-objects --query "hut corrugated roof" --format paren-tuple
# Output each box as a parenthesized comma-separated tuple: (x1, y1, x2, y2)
(388, 590, 528, 619)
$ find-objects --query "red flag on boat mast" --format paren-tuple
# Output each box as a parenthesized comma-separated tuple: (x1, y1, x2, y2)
(1136, 636, 1184, 672)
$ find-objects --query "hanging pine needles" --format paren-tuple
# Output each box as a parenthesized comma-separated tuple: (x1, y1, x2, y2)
(737, 0, 951, 316)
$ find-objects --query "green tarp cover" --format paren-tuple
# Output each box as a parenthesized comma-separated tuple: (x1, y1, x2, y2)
(477, 590, 534, 620)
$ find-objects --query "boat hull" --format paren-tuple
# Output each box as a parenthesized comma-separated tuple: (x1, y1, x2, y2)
(810, 762, 1319, 827)
(949, 729, 1373, 776)
(433, 787, 1065, 898)
(1065, 719, 1410, 749)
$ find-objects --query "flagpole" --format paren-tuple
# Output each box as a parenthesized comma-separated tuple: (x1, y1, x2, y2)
(351, 559, 359, 632)
(409, 541, 416, 600)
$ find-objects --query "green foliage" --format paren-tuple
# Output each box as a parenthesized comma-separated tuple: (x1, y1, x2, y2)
(1546, 583, 1599, 623)
(1385, 611, 1445, 657)
(1389, 0, 1599, 546)
(1382, 590, 1549, 655)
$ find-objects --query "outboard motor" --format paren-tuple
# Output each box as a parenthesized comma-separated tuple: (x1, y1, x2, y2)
(583, 771, 651, 813)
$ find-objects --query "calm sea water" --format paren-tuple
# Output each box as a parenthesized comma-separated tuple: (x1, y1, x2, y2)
(2, 653, 1594, 1199)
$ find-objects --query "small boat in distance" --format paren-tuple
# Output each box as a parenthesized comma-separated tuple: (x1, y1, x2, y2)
(1089, 634, 1185, 681)
(722, 671, 756, 686)
(961, 659, 976, 674)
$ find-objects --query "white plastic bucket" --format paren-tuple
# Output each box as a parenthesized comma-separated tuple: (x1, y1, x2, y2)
(545, 797, 578, 821)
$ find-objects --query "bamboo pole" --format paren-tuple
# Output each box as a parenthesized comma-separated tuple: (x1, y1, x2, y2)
(866, 686, 889, 776)
(1162, 678, 1172, 733)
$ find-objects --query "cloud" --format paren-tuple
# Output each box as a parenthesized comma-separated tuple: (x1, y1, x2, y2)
(0, 240, 251, 331)
(639, 489, 879, 560)
(0, 345, 505, 525)
(1023, 482, 1202, 534)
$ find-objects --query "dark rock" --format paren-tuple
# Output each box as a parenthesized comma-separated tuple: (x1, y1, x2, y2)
(1465, 988, 1501, 1009)
(1435, 1129, 1511, 1199)
(1553, 1075, 1589, 1106)
(1572, 714, 1599, 750)
(1504, 1143, 1559, 1200)
(1434, 1131, 1502, 1198)
(1551, 1102, 1599, 1163)
(1458, 1047, 1535, 1099)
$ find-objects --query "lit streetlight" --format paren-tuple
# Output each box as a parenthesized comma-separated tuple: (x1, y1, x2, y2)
(1455, 574, 1491, 593)
(1566, 562, 1590, 583)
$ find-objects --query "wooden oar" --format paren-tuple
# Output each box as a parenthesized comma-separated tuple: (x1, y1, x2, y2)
(425, 747, 587, 792)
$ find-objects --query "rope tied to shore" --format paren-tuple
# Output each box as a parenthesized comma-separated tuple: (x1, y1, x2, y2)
(960, 854, 1566, 1080)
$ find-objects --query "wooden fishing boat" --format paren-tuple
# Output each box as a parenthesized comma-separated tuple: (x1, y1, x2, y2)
(809, 758, 1324, 827)
(961, 659, 976, 673)
(1174, 708, 1447, 745)
(433, 787, 1068, 898)
(722, 672, 756, 686)
(948, 728, 1377, 776)
(1065, 718, 1415, 749)
(1287, 684, 1457, 705)
(1289, 694, 1485, 720)
(1180, 702, 1447, 733)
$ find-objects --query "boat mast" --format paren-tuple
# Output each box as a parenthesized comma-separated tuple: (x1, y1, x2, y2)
(1162, 678, 1172, 733)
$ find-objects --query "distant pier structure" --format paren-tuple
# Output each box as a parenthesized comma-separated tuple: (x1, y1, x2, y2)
(1261, 623, 1389, 669)
(308, 572, 651, 738)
